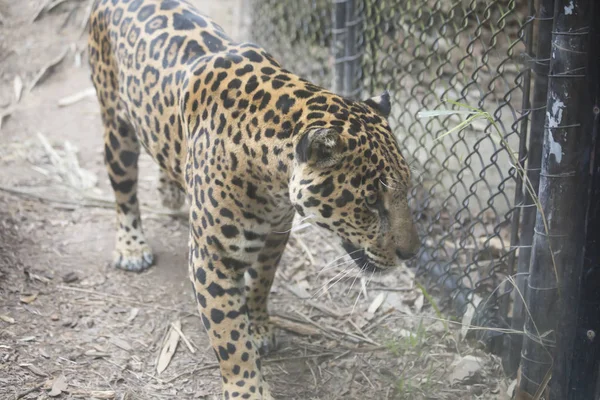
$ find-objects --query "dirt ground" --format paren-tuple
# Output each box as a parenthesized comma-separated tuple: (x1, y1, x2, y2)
(0, 1, 510, 399)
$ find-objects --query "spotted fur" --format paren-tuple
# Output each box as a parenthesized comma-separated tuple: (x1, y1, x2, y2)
(88, 0, 419, 398)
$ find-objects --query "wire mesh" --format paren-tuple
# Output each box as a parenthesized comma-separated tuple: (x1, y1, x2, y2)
(248, 0, 533, 351)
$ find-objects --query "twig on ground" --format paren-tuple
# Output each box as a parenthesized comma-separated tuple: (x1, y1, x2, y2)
(58, 87, 96, 107)
(30, 47, 69, 90)
(57, 285, 196, 315)
(0, 185, 187, 219)
(170, 320, 196, 354)
(14, 382, 44, 399)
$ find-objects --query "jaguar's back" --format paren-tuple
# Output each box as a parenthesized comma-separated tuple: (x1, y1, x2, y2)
(89, 0, 237, 183)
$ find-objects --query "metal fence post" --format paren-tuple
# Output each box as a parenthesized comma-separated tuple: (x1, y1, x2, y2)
(505, 0, 555, 377)
(332, 0, 347, 95)
(518, 0, 596, 397)
(563, 3, 600, 397)
(343, 0, 361, 99)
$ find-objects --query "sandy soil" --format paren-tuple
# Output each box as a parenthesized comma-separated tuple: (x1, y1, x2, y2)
(0, 1, 509, 399)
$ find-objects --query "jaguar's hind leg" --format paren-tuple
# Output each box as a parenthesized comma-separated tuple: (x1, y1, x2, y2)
(158, 169, 185, 210)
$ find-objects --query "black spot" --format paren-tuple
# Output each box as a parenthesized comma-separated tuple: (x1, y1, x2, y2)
(222, 257, 250, 271)
(142, 65, 160, 88)
(160, 0, 179, 10)
(109, 178, 135, 193)
(127, 25, 140, 46)
(201, 31, 226, 52)
(182, 40, 205, 64)
(275, 94, 295, 114)
(149, 32, 169, 59)
(207, 282, 226, 297)
(109, 132, 120, 149)
(105, 145, 113, 162)
(211, 308, 225, 324)
(221, 225, 240, 238)
(112, 7, 123, 25)
(235, 64, 254, 76)
(162, 35, 185, 68)
(195, 268, 206, 284)
(320, 204, 333, 218)
(218, 346, 229, 361)
(119, 150, 138, 167)
(137, 4, 155, 21)
(196, 293, 206, 308)
(244, 76, 259, 94)
(227, 343, 237, 354)
(201, 314, 211, 329)
(173, 12, 195, 30)
(242, 49, 263, 62)
(303, 197, 321, 207)
(127, 0, 143, 12)
(308, 176, 335, 197)
(335, 189, 355, 207)
(145, 15, 167, 34)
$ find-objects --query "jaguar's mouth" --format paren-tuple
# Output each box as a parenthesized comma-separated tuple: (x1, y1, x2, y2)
(341, 242, 385, 273)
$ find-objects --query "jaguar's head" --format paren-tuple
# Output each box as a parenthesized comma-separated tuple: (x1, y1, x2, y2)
(290, 91, 420, 272)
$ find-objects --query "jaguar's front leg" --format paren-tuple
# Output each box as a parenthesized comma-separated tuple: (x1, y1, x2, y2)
(189, 236, 273, 400)
(245, 223, 292, 356)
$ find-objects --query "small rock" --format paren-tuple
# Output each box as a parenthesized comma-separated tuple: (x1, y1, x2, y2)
(62, 272, 78, 283)
(448, 355, 485, 384)
(50, 314, 59, 321)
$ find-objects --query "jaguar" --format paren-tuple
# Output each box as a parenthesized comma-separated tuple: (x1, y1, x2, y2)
(88, 0, 420, 398)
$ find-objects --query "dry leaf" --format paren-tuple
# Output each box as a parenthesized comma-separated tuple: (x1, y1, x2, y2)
(413, 293, 424, 313)
(48, 375, 68, 397)
(460, 295, 482, 340)
(156, 321, 181, 374)
(507, 378, 518, 398)
(14, 76, 23, 102)
(0, 315, 15, 324)
(20, 363, 48, 377)
(127, 308, 139, 323)
(285, 283, 311, 299)
(109, 337, 132, 351)
(170, 320, 196, 354)
(85, 349, 110, 358)
(447, 355, 485, 384)
(0, 107, 13, 131)
(367, 293, 386, 314)
(398, 329, 416, 339)
(20, 293, 38, 304)
(39, 348, 50, 358)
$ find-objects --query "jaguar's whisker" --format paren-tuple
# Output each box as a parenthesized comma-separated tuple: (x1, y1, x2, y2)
(350, 263, 368, 314)
(311, 266, 351, 299)
(316, 258, 355, 278)
(313, 266, 354, 300)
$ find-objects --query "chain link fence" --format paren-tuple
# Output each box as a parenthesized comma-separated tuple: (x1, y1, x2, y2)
(248, 0, 533, 358)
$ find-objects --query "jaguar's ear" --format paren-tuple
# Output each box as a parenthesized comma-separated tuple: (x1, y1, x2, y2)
(296, 128, 344, 168)
(365, 91, 391, 118)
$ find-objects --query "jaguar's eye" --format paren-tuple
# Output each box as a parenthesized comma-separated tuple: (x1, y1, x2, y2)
(366, 192, 378, 206)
